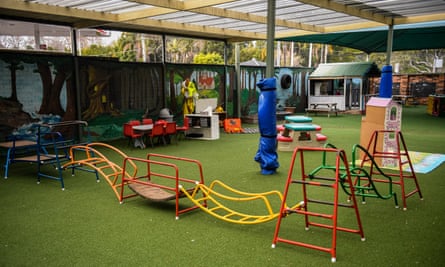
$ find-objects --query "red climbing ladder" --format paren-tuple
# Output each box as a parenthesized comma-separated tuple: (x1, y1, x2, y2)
(360, 130, 423, 210)
(272, 146, 365, 263)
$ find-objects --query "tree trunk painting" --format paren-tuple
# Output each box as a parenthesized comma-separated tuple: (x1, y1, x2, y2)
(63, 74, 76, 121)
(1, 54, 24, 102)
(7, 61, 23, 102)
(81, 65, 118, 120)
(36, 61, 65, 116)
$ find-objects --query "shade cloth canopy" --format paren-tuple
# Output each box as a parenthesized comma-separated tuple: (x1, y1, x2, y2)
(278, 22, 445, 54)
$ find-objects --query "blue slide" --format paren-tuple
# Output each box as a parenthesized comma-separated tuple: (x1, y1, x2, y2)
(254, 77, 279, 175)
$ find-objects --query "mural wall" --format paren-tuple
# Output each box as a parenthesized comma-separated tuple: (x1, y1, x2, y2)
(164, 63, 229, 120)
(0, 52, 74, 139)
(77, 58, 163, 140)
(0, 51, 164, 140)
(239, 66, 312, 119)
(0, 50, 309, 141)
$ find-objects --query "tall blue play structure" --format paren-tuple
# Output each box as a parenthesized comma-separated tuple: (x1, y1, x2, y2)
(254, 77, 279, 175)
(379, 65, 393, 98)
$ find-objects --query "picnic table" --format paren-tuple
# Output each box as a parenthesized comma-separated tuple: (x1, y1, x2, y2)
(392, 95, 418, 106)
(305, 103, 338, 117)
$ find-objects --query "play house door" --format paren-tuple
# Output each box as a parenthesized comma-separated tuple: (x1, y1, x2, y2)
(347, 78, 361, 109)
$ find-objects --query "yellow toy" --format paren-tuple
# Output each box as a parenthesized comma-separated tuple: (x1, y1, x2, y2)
(180, 180, 304, 225)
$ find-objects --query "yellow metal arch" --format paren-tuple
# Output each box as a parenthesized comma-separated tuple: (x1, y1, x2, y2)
(180, 180, 303, 225)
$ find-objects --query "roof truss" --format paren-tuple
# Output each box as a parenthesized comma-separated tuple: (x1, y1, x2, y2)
(1, 0, 445, 43)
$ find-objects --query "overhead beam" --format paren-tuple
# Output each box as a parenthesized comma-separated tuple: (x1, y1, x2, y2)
(120, 1, 324, 33)
(275, 29, 326, 39)
(117, 7, 173, 21)
(276, 20, 386, 39)
(394, 13, 445, 24)
(127, 0, 183, 9)
(324, 21, 385, 33)
(183, 0, 239, 9)
(0, 0, 269, 41)
(128, 0, 237, 10)
(2, 0, 445, 43)
(124, 17, 266, 40)
(193, 6, 324, 33)
(295, 0, 393, 25)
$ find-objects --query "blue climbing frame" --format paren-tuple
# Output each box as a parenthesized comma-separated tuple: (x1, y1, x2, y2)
(0, 120, 90, 189)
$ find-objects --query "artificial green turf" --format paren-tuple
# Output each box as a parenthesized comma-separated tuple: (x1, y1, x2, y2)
(0, 106, 444, 266)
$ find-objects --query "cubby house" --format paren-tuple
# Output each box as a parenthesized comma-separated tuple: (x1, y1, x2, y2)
(308, 62, 381, 112)
(360, 97, 402, 167)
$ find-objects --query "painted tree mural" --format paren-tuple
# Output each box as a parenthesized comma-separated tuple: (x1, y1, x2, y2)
(2, 54, 23, 102)
(81, 65, 118, 121)
(35, 58, 70, 116)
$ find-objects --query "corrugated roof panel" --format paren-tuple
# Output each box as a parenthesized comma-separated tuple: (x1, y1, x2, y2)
(216, 0, 266, 11)
(90, 2, 141, 13)
(168, 14, 218, 24)
(204, 18, 242, 27)
(1, 0, 444, 44)
(277, 4, 367, 27)
(214, 21, 261, 30)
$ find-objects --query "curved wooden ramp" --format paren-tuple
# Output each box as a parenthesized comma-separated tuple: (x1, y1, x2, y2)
(129, 183, 177, 201)
(128, 183, 196, 202)
(180, 180, 304, 225)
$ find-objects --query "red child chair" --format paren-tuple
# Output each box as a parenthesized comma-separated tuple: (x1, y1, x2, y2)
(147, 123, 165, 147)
(123, 120, 144, 148)
(142, 118, 153, 125)
(164, 122, 177, 145)
(176, 117, 189, 140)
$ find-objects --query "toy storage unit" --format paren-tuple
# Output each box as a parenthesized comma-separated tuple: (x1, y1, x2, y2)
(224, 118, 243, 133)
(185, 114, 220, 140)
(360, 97, 402, 167)
(426, 95, 445, 117)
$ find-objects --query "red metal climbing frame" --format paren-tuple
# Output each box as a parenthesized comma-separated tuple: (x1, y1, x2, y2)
(272, 146, 365, 263)
(359, 130, 423, 210)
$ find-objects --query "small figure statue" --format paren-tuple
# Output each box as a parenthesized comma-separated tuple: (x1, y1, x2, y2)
(181, 78, 199, 115)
